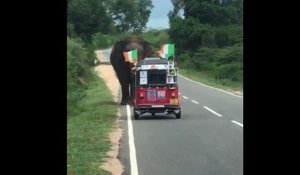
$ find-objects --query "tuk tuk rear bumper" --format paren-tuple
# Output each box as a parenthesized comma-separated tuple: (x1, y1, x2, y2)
(134, 105, 181, 114)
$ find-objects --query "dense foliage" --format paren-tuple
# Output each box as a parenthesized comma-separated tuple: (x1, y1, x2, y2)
(67, 0, 153, 42)
(67, 37, 92, 116)
(168, 0, 243, 83)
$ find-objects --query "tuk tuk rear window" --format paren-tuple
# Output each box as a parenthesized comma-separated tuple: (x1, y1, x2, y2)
(149, 71, 166, 85)
(137, 70, 166, 86)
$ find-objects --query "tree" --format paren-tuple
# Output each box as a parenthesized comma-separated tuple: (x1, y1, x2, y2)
(68, 0, 153, 41)
(67, 0, 115, 41)
(111, 0, 153, 33)
(135, 0, 153, 32)
(169, 18, 216, 52)
(183, 0, 240, 26)
(168, 0, 185, 19)
(169, 0, 243, 50)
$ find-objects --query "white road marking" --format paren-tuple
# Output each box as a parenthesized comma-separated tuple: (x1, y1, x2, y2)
(179, 74, 243, 98)
(182, 96, 188, 99)
(203, 106, 223, 117)
(191, 100, 199, 104)
(231, 120, 243, 127)
(126, 105, 139, 175)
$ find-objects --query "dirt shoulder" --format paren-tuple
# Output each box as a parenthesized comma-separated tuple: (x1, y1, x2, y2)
(95, 65, 119, 102)
(94, 51, 123, 175)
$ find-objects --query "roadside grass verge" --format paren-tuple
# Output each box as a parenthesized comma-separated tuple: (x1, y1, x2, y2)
(179, 68, 243, 93)
(67, 73, 117, 175)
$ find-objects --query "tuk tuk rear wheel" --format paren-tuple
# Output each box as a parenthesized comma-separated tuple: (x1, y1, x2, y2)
(133, 109, 139, 119)
(175, 110, 181, 119)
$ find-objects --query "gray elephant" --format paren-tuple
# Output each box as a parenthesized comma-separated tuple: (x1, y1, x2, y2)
(110, 36, 152, 105)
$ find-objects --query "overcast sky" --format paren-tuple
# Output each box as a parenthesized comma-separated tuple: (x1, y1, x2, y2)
(146, 0, 173, 29)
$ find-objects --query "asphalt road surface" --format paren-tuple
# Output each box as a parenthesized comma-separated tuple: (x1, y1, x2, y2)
(101, 49, 243, 175)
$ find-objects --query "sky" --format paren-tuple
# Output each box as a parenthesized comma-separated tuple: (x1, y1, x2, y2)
(146, 0, 174, 29)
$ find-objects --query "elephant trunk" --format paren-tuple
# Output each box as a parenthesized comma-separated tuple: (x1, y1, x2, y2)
(130, 62, 138, 75)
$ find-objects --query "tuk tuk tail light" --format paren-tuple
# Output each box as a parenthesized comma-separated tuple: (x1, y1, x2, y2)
(171, 92, 176, 97)
(139, 92, 144, 99)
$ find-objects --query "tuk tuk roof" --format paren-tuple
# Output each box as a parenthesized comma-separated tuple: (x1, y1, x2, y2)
(137, 58, 168, 67)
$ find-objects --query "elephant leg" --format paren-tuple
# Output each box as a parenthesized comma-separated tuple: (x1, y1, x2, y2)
(112, 65, 130, 105)
(120, 72, 130, 105)
(121, 83, 130, 105)
(129, 76, 135, 105)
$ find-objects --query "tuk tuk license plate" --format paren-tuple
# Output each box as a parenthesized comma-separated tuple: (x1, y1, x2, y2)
(170, 99, 178, 105)
(152, 105, 164, 107)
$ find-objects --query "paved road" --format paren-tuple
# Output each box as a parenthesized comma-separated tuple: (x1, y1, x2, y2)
(98, 48, 112, 62)
(101, 49, 243, 175)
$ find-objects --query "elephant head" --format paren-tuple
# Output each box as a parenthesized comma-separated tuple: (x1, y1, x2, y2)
(123, 36, 152, 74)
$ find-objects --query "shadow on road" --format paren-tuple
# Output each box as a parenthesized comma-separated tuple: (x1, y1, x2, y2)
(136, 113, 177, 120)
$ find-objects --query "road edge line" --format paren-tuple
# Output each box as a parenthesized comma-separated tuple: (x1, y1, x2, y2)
(179, 74, 243, 98)
(126, 105, 139, 175)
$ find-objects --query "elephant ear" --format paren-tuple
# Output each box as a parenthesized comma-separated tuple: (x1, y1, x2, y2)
(142, 41, 152, 58)
(111, 40, 126, 57)
(110, 40, 128, 65)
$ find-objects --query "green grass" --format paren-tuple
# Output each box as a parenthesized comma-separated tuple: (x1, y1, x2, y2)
(67, 73, 118, 175)
(179, 68, 243, 93)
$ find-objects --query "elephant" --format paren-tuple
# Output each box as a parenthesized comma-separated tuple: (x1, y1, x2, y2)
(110, 36, 152, 105)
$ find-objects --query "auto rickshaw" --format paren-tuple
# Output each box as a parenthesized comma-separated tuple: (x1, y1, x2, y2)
(133, 57, 181, 119)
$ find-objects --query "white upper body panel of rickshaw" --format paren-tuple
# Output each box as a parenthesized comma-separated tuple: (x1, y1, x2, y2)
(137, 57, 172, 70)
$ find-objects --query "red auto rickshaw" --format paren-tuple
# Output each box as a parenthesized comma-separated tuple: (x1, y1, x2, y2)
(133, 57, 181, 119)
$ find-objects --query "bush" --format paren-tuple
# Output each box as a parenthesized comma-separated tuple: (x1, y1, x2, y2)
(91, 33, 120, 49)
(177, 45, 242, 82)
(214, 44, 243, 66)
(136, 30, 172, 57)
(214, 25, 243, 48)
(67, 23, 76, 38)
(67, 37, 92, 117)
(214, 63, 242, 81)
(193, 47, 216, 71)
(180, 53, 194, 70)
